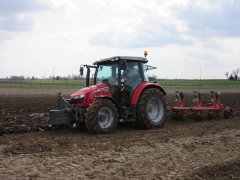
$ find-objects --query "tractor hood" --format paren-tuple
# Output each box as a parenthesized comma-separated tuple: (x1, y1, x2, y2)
(70, 82, 109, 98)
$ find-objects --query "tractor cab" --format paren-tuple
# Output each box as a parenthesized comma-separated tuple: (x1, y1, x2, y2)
(80, 56, 159, 105)
(94, 57, 148, 104)
(50, 53, 167, 134)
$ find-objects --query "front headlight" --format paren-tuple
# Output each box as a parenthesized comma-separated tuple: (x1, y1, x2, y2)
(71, 94, 85, 104)
(73, 94, 85, 99)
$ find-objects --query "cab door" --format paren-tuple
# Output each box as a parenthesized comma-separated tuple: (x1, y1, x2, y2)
(120, 61, 142, 106)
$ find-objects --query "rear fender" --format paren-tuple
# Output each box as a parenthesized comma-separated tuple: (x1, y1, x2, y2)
(130, 82, 166, 105)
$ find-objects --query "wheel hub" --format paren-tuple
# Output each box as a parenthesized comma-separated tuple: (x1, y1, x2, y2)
(98, 107, 113, 129)
(147, 98, 164, 123)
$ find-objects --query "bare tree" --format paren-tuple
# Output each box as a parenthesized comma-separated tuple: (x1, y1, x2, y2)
(225, 71, 229, 79)
(232, 68, 240, 80)
(236, 68, 240, 76)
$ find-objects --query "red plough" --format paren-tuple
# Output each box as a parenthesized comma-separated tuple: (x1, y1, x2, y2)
(171, 91, 232, 119)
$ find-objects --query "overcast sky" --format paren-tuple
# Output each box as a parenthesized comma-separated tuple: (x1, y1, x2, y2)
(0, 0, 239, 79)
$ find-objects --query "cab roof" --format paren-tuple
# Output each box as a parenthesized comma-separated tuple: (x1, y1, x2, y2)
(94, 56, 148, 65)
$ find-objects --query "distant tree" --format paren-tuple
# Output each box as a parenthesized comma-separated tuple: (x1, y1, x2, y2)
(10, 76, 25, 80)
(225, 71, 229, 79)
(56, 76, 60, 80)
(229, 74, 234, 80)
(72, 73, 75, 79)
(236, 68, 240, 80)
(227, 68, 240, 80)
(234, 74, 238, 80)
(232, 70, 236, 77)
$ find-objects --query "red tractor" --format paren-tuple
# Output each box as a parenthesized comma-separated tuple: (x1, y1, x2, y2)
(49, 53, 167, 133)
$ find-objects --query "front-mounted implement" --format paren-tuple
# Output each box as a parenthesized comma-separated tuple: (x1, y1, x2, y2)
(171, 91, 232, 119)
(49, 52, 167, 133)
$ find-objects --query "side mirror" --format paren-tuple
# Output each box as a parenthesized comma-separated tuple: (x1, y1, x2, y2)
(120, 60, 127, 70)
(145, 65, 157, 71)
(80, 66, 84, 76)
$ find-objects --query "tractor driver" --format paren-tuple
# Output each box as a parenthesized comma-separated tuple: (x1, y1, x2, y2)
(122, 63, 140, 90)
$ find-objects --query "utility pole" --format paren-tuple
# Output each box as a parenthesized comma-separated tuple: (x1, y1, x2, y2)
(200, 68, 202, 87)
(52, 67, 55, 85)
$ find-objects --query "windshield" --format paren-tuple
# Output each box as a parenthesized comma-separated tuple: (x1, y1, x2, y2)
(96, 64, 118, 85)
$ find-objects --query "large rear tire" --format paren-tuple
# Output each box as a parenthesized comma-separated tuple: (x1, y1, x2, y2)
(85, 99, 118, 134)
(137, 88, 167, 129)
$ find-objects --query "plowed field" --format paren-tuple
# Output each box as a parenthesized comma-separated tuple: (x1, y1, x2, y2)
(0, 89, 239, 179)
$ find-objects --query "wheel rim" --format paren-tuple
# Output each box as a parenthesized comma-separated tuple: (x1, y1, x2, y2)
(147, 97, 164, 123)
(98, 107, 113, 129)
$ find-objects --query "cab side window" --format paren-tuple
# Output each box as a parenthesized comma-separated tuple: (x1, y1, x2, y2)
(121, 62, 141, 90)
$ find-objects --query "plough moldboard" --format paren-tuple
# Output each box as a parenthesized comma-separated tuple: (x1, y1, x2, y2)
(170, 90, 232, 119)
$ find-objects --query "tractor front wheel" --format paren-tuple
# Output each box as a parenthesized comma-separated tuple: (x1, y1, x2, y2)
(85, 99, 118, 134)
(137, 88, 167, 129)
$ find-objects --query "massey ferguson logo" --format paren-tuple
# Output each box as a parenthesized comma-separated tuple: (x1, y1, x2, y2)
(93, 86, 110, 94)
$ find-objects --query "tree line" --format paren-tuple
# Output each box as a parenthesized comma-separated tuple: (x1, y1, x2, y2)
(225, 68, 240, 80)
(0, 74, 84, 80)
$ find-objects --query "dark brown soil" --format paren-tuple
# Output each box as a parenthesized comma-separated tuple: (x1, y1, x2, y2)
(190, 159, 240, 179)
(0, 89, 239, 179)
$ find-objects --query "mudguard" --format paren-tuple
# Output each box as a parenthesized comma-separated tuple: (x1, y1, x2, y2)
(130, 82, 166, 105)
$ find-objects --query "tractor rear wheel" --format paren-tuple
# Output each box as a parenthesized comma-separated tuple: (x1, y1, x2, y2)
(85, 99, 118, 134)
(137, 88, 167, 129)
